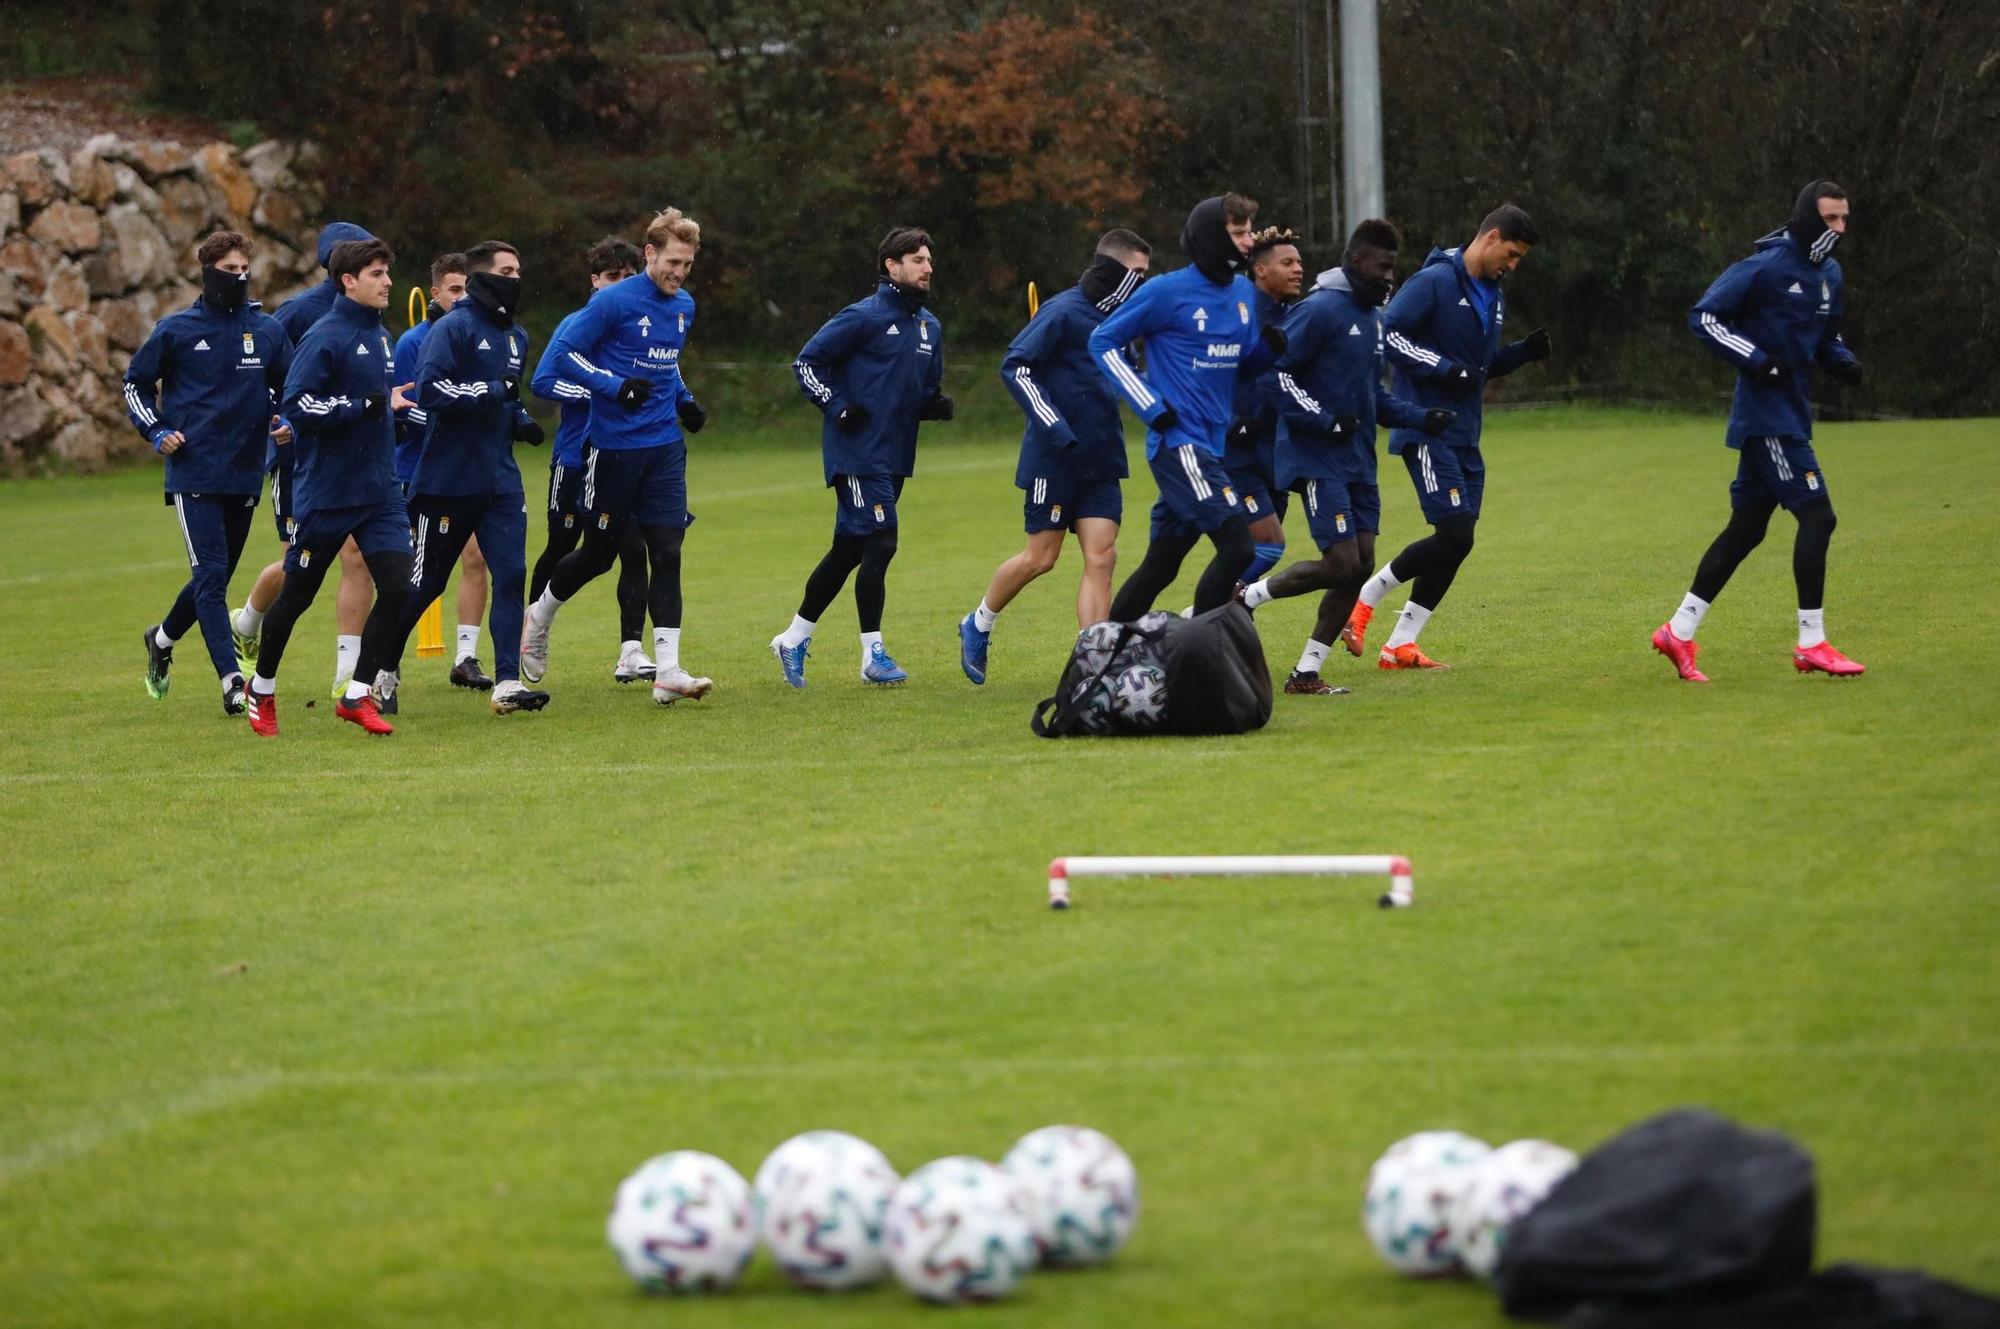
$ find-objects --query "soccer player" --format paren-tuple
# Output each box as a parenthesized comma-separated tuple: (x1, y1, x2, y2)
(529, 236, 657, 685)
(1088, 196, 1281, 621)
(127, 229, 293, 714)
(956, 229, 1152, 684)
(247, 237, 416, 737)
(375, 239, 549, 716)
(1652, 180, 1865, 681)
(1224, 227, 1306, 591)
(1346, 203, 1552, 669)
(522, 208, 714, 706)
(1238, 219, 1454, 693)
(393, 251, 494, 691)
(772, 227, 954, 688)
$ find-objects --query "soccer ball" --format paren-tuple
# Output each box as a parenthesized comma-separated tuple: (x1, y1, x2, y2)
(1362, 1130, 1493, 1276)
(752, 1130, 900, 1290)
(883, 1156, 1040, 1303)
(606, 1150, 757, 1294)
(1001, 1125, 1140, 1266)
(1448, 1139, 1579, 1281)
(1107, 664, 1168, 728)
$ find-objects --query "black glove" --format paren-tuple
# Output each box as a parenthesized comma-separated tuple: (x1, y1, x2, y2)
(678, 397, 708, 433)
(836, 403, 871, 433)
(617, 377, 653, 408)
(514, 415, 545, 446)
(1829, 358, 1863, 386)
(1330, 414, 1360, 437)
(1152, 405, 1180, 435)
(1421, 407, 1456, 436)
(1260, 324, 1287, 355)
(362, 393, 385, 419)
(1754, 361, 1785, 384)
(1439, 363, 1481, 397)
(920, 394, 955, 422)
(500, 377, 520, 401)
(1519, 327, 1551, 362)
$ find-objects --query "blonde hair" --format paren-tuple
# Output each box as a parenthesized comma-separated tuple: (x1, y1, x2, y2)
(646, 207, 702, 251)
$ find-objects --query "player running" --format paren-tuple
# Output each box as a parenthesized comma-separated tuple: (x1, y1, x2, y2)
(772, 227, 954, 688)
(956, 228, 1151, 684)
(522, 208, 715, 706)
(1224, 228, 1307, 591)
(1652, 180, 1865, 682)
(1345, 204, 1551, 669)
(126, 229, 293, 715)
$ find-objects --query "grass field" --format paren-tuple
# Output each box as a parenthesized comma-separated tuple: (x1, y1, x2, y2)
(3, 407, 1997, 1326)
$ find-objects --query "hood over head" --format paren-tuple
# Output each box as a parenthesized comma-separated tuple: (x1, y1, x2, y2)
(315, 221, 375, 269)
(1180, 196, 1242, 285)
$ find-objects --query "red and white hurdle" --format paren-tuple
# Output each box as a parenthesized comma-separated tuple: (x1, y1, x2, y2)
(1046, 854, 1416, 911)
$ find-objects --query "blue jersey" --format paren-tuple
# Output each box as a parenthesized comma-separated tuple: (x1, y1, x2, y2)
(531, 306, 594, 469)
(1087, 266, 1274, 460)
(1273, 268, 1426, 488)
(999, 285, 1132, 490)
(410, 302, 533, 497)
(793, 280, 946, 484)
(278, 295, 400, 515)
(539, 273, 696, 452)
(1689, 231, 1857, 448)
(123, 297, 292, 496)
(1381, 246, 1537, 455)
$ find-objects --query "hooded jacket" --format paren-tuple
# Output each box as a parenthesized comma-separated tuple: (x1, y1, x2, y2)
(123, 296, 292, 496)
(1273, 267, 1427, 489)
(793, 279, 946, 484)
(410, 298, 535, 498)
(278, 293, 401, 515)
(540, 271, 698, 454)
(1688, 223, 1857, 448)
(267, 221, 374, 478)
(1381, 246, 1537, 454)
(1225, 283, 1287, 481)
(999, 276, 1139, 489)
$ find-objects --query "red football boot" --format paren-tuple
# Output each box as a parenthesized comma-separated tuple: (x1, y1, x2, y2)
(334, 693, 395, 735)
(1793, 641, 1865, 676)
(1340, 602, 1374, 657)
(246, 688, 279, 737)
(1378, 642, 1449, 670)
(1651, 624, 1709, 682)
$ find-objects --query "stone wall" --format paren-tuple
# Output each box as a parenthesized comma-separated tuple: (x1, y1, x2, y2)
(0, 136, 324, 472)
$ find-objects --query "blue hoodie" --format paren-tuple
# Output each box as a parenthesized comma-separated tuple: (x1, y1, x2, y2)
(1381, 246, 1536, 455)
(123, 296, 292, 496)
(1273, 267, 1427, 489)
(793, 279, 947, 484)
(539, 271, 697, 453)
(279, 294, 400, 515)
(1688, 229, 1857, 448)
(1087, 266, 1275, 461)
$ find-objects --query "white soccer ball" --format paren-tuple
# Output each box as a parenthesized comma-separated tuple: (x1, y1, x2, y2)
(606, 1150, 758, 1294)
(1448, 1138, 1579, 1281)
(1361, 1130, 1493, 1276)
(883, 1156, 1040, 1303)
(753, 1130, 900, 1290)
(1002, 1125, 1140, 1266)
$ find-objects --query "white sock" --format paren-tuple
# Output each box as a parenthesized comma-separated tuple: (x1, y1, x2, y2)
(1296, 638, 1331, 673)
(529, 587, 563, 626)
(234, 603, 266, 635)
(973, 600, 998, 633)
(1359, 563, 1403, 609)
(860, 630, 883, 665)
(251, 673, 277, 695)
(343, 677, 372, 701)
(154, 625, 174, 648)
(455, 625, 480, 663)
(220, 672, 243, 694)
(779, 614, 815, 648)
(1243, 579, 1275, 609)
(334, 634, 360, 683)
(653, 627, 680, 672)
(1385, 602, 1431, 650)
(1669, 592, 1709, 642)
(1797, 607, 1826, 649)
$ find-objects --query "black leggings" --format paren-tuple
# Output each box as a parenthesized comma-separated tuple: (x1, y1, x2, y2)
(1386, 515, 1477, 611)
(530, 515, 648, 641)
(1107, 514, 1255, 622)
(549, 521, 684, 630)
(254, 546, 414, 686)
(1690, 496, 1836, 609)
(797, 528, 898, 633)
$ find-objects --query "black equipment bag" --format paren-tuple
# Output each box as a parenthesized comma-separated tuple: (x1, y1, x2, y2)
(1032, 603, 1271, 738)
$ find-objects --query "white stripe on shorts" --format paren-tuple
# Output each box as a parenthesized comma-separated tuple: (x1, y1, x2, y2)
(1178, 445, 1212, 501)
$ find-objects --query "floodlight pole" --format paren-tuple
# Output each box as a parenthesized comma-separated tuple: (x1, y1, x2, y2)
(1340, 0, 1385, 233)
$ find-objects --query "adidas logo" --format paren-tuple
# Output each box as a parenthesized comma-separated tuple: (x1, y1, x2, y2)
(193, 338, 209, 350)
(477, 338, 491, 350)
(1457, 297, 1470, 307)
(1348, 324, 1362, 336)
(1788, 282, 1804, 294)
(356, 343, 369, 355)
(887, 324, 900, 335)
(637, 316, 652, 334)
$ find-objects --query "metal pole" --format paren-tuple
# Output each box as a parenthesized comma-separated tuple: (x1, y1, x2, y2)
(1340, 0, 1384, 230)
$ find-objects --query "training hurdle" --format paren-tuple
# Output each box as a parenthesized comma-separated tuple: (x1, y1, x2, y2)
(1046, 855, 1415, 911)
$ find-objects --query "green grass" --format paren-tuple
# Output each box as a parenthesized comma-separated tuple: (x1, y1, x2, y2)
(2, 408, 1996, 1326)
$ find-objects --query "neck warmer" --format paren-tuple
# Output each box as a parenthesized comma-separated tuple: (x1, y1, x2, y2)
(466, 271, 522, 319)
(201, 265, 249, 313)
(1080, 253, 1143, 312)
(1789, 179, 1845, 264)
(1180, 196, 1241, 285)
(425, 299, 446, 323)
(1341, 262, 1393, 309)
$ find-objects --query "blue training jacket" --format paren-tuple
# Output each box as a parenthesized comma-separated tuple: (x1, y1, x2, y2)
(411, 300, 534, 497)
(123, 296, 292, 496)
(794, 279, 946, 484)
(1688, 230, 1857, 448)
(392, 319, 432, 484)
(1088, 266, 1275, 461)
(539, 272, 697, 453)
(999, 284, 1134, 489)
(278, 294, 400, 514)
(267, 221, 374, 478)
(1225, 284, 1286, 479)
(1381, 246, 1536, 455)
(1273, 267, 1427, 489)
(531, 306, 595, 469)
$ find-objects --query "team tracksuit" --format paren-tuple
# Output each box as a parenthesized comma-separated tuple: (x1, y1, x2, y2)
(268, 221, 375, 540)
(998, 271, 1138, 533)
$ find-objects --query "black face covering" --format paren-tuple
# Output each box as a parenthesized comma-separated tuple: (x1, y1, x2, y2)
(202, 265, 248, 312)
(425, 299, 446, 323)
(1342, 262, 1394, 309)
(466, 270, 522, 318)
(1080, 253, 1144, 312)
(1789, 179, 1845, 264)
(1180, 196, 1242, 285)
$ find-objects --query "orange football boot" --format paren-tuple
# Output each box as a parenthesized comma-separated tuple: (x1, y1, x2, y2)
(1378, 642, 1449, 670)
(1340, 602, 1374, 657)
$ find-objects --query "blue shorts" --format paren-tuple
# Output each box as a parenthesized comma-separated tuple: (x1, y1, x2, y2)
(1295, 475, 1380, 547)
(268, 461, 296, 543)
(833, 473, 905, 536)
(1148, 444, 1242, 540)
(1023, 473, 1122, 533)
(1731, 436, 1829, 511)
(582, 442, 687, 530)
(1403, 441, 1484, 522)
(285, 497, 412, 574)
(1223, 441, 1283, 524)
